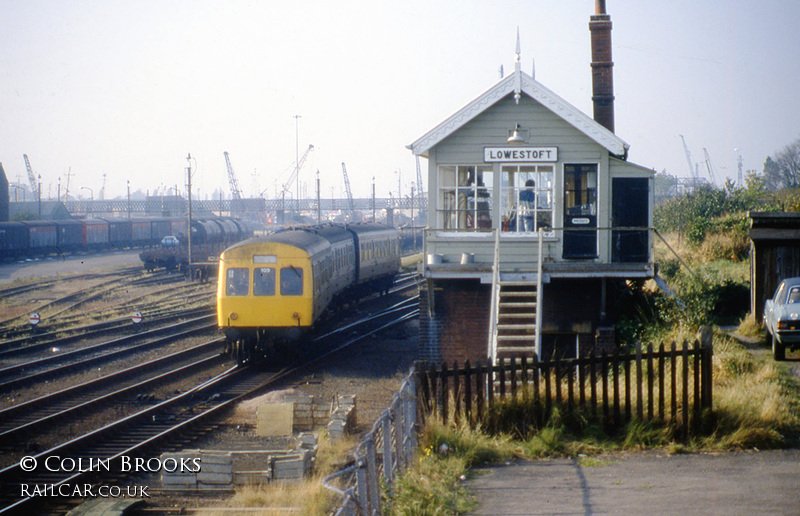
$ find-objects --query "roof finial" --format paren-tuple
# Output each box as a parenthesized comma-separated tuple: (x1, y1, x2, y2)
(513, 27, 522, 104)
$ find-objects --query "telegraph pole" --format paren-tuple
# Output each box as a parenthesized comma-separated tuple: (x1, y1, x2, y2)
(316, 170, 321, 225)
(186, 153, 193, 281)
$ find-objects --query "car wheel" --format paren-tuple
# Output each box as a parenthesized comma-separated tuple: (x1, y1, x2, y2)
(772, 333, 785, 361)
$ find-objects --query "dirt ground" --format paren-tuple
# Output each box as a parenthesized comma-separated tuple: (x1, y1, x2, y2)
(0, 250, 143, 284)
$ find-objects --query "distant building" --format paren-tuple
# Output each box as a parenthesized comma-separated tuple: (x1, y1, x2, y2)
(9, 201, 72, 220)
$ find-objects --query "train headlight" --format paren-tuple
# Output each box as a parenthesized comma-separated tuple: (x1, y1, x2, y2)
(229, 312, 238, 320)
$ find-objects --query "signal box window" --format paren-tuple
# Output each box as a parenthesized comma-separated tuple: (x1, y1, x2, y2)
(253, 267, 276, 296)
(281, 267, 304, 296)
(438, 165, 493, 230)
(226, 268, 249, 296)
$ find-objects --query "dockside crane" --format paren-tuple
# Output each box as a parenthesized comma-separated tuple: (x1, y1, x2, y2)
(23, 154, 39, 198)
(280, 144, 314, 198)
(224, 151, 243, 200)
(341, 162, 356, 221)
(702, 148, 718, 187)
(679, 135, 697, 181)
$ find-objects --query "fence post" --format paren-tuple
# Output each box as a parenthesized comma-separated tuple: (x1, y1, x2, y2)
(476, 360, 485, 423)
(612, 350, 620, 426)
(658, 343, 665, 421)
(383, 410, 394, 494)
(439, 361, 448, 422)
(499, 356, 506, 399)
(670, 342, 677, 428)
(635, 342, 643, 420)
(682, 341, 690, 439)
(601, 351, 609, 426)
(464, 360, 473, 425)
(589, 351, 597, 418)
(365, 436, 380, 514)
(704, 336, 713, 411)
(693, 340, 701, 434)
(647, 344, 655, 420)
(624, 351, 631, 422)
(356, 456, 369, 514)
(453, 360, 462, 423)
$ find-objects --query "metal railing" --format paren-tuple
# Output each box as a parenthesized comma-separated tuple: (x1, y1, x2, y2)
(323, 370, 418, 515)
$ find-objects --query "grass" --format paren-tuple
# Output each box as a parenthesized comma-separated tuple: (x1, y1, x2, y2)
(388, 330, 800, 514)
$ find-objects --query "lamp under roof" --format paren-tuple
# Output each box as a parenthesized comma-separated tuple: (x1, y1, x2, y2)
(508, 124, 525, 143)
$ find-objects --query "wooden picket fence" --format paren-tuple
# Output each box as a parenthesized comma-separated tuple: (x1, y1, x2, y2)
(415, 339, 714, 438)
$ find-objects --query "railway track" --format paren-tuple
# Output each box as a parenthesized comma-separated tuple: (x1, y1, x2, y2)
(0, 339, 227, 459)
(0, 306, 215, 359)
(0, 290, 419, 514)
(0, 314, 218, 394)
(0, 269, 208, 337)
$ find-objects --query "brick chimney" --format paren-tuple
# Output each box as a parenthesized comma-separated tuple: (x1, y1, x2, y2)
(590, 0, 615, 133)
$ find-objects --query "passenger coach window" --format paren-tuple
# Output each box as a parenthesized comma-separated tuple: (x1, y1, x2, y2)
(253, 267, 275, 296)
(226, 268, 249, 296)
(280, 267, 303, 296)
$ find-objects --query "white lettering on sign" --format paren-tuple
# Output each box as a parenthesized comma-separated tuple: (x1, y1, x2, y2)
(484, 147, 558, 162)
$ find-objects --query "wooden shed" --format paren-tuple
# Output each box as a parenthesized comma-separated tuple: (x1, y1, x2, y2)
(749, 211, 800, 320)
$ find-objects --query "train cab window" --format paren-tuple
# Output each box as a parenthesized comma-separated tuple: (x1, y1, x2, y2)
(280, 267, 303, 296)
(253, 267, 276, 296)
(226, 268, 249, 296)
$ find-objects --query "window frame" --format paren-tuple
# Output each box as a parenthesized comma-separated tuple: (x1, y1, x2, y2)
(499, 164, 555, 235)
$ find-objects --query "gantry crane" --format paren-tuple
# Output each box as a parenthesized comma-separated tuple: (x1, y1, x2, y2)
(23, 154, 39, 197)
(341, 162, 356, 221)
(224, 151, 243, 200)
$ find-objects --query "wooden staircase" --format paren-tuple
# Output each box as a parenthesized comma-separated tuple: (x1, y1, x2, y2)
(494, 280, 539, 359)
(488, 228, 544, 366)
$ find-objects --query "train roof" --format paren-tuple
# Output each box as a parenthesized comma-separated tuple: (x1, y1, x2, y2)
(223, 223, 395, 257)
(225, 227, 337, 256)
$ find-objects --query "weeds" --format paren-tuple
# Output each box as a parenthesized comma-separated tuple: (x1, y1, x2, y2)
(390, 331, 800, 515)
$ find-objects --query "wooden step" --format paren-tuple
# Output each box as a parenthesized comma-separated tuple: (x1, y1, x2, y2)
(496, 346, 537, 353)
(497, 323, 537, 331)
(497, 334, 537, 341)
(499, 290, 536, 297)
(499, 281, 538, 287)
(498, 313, 537, 319)
(498, 302, 537, 309)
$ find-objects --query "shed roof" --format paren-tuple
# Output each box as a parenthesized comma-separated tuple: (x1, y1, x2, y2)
(407, 63, 630, 159)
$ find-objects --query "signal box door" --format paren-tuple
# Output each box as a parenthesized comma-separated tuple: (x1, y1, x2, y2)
(612, 177, 649, 262)
(563, 164, 598, 259)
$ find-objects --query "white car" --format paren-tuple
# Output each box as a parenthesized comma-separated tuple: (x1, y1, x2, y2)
(763, 277, 800, 360)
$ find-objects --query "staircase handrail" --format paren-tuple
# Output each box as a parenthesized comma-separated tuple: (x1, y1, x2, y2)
(488, 228, 502, 365)
(535, 227, 544, 357)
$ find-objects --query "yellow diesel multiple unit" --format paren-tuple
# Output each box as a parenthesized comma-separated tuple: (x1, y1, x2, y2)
(217, 224, 400, 364)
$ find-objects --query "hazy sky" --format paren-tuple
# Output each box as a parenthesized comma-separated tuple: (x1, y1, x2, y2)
(2, 0, 798, 201)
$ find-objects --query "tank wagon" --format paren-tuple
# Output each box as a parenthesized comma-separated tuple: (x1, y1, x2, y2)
(217, 223, 401, 365)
